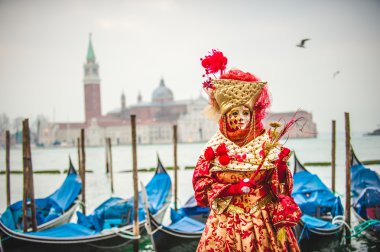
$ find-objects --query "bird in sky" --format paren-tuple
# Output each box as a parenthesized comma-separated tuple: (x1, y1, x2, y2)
(296, 38, 310, 48)
(333, 70, 340, 79)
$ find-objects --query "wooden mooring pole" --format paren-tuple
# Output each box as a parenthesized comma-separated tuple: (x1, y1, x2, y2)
(331, 120, 336, 193)
(173, 125, 178, 211)
(345, 113, 351, 244)
(105, 137, 109, 174)
(80, 129, 86, 215)
(22, 119, 37, 232)
(131, 115, 139, 252)
(77, 138, 80, 173)
(5, 130, 11, 206)
(108, 138, 114, 193)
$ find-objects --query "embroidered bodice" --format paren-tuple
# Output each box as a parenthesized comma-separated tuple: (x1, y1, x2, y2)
(202, 130, 281, 172)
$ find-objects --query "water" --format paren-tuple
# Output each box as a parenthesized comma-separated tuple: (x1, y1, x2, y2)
(0, 132, 379, 251)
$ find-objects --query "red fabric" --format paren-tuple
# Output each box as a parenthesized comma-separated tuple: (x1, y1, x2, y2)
(193, 140, 302, 233)
(286, 168, 295, 195)
(220, 69, 260, 82)
(192, 156, 230, 207)
(268, 148, 300, 229)
(268, 147, 294, 197)
(253, 87, 271, 129)
(204, 147, 215, 161)
(276, 147, 292, 183)
(271, 195, 302, 229)
(219, 179, 255, 197)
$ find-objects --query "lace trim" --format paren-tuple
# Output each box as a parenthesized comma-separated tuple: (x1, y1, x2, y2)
(209, 164, 276, 172)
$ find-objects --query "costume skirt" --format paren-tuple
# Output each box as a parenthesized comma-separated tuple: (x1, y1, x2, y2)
(196, 205, 300, 252)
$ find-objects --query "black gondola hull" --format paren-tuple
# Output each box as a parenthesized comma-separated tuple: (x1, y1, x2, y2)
(148, 211, 202, 252)
(0, 232, 133, 252)
(294, 220, 344, 251)
(352, 207, 380, 239)
(0, 209, 163, 252)
(1, 156, 171, 252)
(152, 229, 200, 252)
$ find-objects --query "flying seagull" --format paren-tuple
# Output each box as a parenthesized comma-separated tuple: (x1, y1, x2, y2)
(333, 70, 340, 79)
(296, 38, 310, 48)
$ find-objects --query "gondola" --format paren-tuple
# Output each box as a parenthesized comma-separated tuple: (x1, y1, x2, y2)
(292, 152, 344, 250)
(142, 194, 209, 252)
(0, 156, 172, 252)
(170, 195, 210, 224)
(0, 157, 81, 234)
(351, 148, 380, 238)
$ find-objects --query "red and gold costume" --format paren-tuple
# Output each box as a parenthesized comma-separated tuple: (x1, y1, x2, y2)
(193, 50, 301, 252)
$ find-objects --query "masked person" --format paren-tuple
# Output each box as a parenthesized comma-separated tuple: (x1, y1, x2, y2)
(193, 50, 301, 252)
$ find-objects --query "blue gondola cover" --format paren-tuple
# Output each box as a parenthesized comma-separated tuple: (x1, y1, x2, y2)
(1, 162, 171, 239)
(168, 215, 205, 232)
(293, 171, 343, 218)
(170, 196, 209, 223)
(27, 223, 96, 237)
(351, 163, 380, 219)
(351, 163, 380, 200)
(1, 171, 81, 231)
(77, 172, 171, 232)
(292, 168, 344, 241)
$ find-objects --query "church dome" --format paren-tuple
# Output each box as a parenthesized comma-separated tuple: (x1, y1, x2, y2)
(152, 78, 174, 103)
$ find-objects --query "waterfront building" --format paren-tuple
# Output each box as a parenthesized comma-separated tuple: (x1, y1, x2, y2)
(263, 110, 317, 138)
(48, 36, 317, 147)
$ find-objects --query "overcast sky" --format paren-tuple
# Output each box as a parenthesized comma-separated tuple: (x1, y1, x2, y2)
(0, 0, 379, 133)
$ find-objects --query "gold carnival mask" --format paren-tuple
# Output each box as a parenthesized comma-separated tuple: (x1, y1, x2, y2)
(226, 106, 251, 131)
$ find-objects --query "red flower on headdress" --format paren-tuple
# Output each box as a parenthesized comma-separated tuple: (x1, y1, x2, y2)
(204, 147, 215, 161)
(201, 49, 228, 75)
(202, 78, 214, 90)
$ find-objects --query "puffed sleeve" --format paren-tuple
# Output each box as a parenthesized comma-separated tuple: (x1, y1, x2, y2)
(269, 147, 301, 232)
(270, 147, 293, 197)
(192, 156, 230, 209)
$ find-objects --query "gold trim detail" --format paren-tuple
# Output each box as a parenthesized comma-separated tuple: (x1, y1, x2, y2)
(212, 196, 233, 214)
(224, 194, 273, 215)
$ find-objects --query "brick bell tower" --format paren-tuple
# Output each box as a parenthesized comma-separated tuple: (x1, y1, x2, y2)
(83, 33, 102, 123)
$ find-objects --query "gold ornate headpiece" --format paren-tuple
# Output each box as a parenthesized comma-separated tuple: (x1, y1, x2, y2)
(212, 79, 267, 115)
(200, 49, 267, 117)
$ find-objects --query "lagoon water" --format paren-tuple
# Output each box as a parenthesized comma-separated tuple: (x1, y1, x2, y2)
(0, 132, 379, 251)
